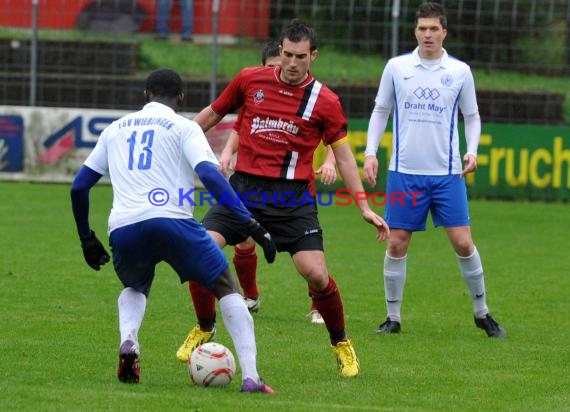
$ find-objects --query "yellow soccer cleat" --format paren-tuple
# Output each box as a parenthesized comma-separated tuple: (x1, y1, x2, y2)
(331, 339, 360, 378)
(176, 325, 216, 362)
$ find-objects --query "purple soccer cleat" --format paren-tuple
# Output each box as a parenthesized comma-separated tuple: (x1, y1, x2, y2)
(117, 340, 140, 383)
(240, 377, 275, 394)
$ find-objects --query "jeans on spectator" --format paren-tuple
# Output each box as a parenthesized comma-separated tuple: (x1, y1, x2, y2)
(156, 0, 193, 38)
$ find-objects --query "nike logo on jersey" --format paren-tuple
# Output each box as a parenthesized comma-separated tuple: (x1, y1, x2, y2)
(404, 76, 414, 80)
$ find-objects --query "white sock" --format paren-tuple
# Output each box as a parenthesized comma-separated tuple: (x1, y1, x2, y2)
(219, 293, 259, 382)
(384, 253, 407, 323)
(118, 287, 146, 347)
(457, 247, 489, 318)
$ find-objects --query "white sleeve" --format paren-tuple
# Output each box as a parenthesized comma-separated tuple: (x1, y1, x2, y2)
(458, 67, 480, 156)
(458, 68, 479, 116)
(365, 63, 394, 157)
(365, 105, 390, 157)
(463, 111, 481, 156)
(84, 127, 110, 175)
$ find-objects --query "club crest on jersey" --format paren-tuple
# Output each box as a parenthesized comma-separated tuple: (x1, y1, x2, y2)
(253, 89, 265, 105)
(440, 74, 453, 87)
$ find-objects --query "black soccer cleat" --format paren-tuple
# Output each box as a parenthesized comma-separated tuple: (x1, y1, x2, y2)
(474, 314, 507, 338)
(376, 317, 401, 334)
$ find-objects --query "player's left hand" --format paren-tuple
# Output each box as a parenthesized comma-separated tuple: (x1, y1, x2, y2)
(461, 153, 477, 177)
(219, 148, 235, 176)
(361, 210, 390, 241)
(315, 162, 337, 185)
(80, 230, 110, 271)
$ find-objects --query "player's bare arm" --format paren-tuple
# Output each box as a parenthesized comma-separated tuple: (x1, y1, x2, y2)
(332, 142, 390, 241)
(193, 106, 223, 133)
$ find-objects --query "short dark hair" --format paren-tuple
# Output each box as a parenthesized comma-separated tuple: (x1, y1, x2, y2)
(415, 2, 447, 30)
(261, 41, 280, 65)
(145, 69, 182, 98)
(279, 19, 317, 51)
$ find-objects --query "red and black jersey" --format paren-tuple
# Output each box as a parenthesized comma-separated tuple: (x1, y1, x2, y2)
(211, 66, 348, 182)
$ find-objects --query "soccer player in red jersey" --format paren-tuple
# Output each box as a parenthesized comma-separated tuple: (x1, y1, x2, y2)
(220, 40, 335, 324)
(176, 19, 390, 378)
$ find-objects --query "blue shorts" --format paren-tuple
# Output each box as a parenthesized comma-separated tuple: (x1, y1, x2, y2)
(385, 171, 470, 231)
(109, 217, 228, 295)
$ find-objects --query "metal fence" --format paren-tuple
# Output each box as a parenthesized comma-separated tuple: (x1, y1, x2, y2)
(0, 0, 568, 123)
(270, 0, 570, 74)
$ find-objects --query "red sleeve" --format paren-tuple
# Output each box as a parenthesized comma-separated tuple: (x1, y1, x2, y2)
(320, 92, 348, 146)
(210, 67, 255, 117)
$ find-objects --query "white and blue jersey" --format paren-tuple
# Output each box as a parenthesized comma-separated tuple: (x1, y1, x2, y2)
(84, 102, 219, 233)
(367, 47, 479, 175)
(81, 101, 229, 292)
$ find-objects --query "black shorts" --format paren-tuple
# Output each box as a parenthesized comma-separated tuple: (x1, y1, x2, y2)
(202, 172, 323, 254)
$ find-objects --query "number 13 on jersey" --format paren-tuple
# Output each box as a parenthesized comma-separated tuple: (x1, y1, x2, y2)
(127, 130, 154, 170)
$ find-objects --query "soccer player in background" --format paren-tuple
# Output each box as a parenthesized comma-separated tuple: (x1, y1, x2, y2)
(217, 40, 336, 324)
(364, 2, 506, 338)
(216, 41, 288, 315)
(70, 68, 276, 393)
(176, 19, 390, 378)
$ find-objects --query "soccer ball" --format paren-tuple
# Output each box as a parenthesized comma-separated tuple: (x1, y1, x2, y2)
(188, 342, 236, 387)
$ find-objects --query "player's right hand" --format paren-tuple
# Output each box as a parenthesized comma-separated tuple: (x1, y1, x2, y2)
(80, 230, 110, 271)
(246, 219, 277, 263)
(364, 155, 378, 187)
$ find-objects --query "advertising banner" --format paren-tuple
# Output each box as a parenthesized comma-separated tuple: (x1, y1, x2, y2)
(0, 115, 24, 172)
(313, 119, 570, 201)
(0, 106, 235, 182)
(1, 106, 568, 201)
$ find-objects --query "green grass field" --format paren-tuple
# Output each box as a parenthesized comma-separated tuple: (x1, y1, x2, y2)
(1, 181, 568, 411)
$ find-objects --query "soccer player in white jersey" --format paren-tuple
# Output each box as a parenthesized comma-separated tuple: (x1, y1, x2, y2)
(364, 2, 506, 338)
(70, 69, 277, 393)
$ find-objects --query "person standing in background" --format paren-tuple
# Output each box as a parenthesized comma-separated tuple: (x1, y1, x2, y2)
(364, 2, 506, 338)
(156, 0, 193, 41)
(215, 41, 284, 315)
